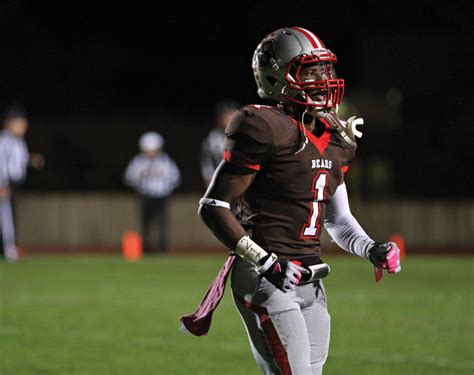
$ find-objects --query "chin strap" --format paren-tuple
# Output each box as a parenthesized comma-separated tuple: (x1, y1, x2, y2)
(294, 112, 309, 155)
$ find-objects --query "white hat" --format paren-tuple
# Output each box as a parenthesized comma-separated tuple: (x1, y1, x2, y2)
(139, 131, 164, 151)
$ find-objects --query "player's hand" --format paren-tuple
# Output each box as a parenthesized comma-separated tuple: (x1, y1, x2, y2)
(30, 153, 45, 169)
(368, 242, 402, 282)
(256, 254, 309, 292)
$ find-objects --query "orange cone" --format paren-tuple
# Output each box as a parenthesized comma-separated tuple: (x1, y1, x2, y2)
(122, 231, 143, 261)
(389, 233, 405, 260)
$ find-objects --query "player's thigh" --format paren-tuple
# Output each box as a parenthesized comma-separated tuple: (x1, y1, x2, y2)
(231, 257, 301, 313)
(232, 258, 314, 374)
(301, 282, 331, 368)
(232, 292, 280, 374)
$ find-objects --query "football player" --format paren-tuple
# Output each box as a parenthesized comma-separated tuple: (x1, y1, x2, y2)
(187, 27, 401, 374)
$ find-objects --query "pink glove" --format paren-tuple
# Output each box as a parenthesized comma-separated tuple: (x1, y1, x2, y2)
(369, 242, 402, 282)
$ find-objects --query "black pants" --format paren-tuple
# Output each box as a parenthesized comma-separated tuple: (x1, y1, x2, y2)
(140, 195, 169, 254)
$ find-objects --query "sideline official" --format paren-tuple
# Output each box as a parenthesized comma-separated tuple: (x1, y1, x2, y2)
(124, 131, 180, 254)
(0, 105, 44, 261)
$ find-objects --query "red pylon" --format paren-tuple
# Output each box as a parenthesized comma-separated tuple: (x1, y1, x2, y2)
(122, 231, 143, 261)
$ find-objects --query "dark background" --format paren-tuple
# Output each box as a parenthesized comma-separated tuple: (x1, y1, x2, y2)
(0, 1, 472, 198)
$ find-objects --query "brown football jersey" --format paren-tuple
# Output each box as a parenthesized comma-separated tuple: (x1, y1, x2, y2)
(224, 104, 356, 259)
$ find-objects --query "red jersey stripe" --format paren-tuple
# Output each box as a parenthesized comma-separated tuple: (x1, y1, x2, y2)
(223, 150, 261, 171)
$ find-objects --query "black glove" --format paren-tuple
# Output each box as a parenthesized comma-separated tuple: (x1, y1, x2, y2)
(256, 254, 309, 292)
(369, 243, 385, 266)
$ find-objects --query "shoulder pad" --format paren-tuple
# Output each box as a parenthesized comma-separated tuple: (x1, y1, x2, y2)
(225, 105, 275, 145)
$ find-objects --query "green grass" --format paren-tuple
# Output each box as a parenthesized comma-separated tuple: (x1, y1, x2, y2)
(0, 255, 473, 374)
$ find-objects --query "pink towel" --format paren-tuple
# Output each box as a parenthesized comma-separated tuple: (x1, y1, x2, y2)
(180, 255, 236, 336)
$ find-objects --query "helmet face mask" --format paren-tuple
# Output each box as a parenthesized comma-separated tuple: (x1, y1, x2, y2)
(284, 55, 344, 109)
(252, 27, 345, 111)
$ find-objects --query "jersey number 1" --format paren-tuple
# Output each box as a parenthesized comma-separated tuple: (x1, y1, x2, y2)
(300, 171, 328, 239)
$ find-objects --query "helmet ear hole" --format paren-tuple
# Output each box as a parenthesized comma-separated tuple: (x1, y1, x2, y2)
(257, 41, 274, 68)
(257, 52, 270, 66)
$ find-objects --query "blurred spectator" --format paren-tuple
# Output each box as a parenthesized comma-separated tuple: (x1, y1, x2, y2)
(200, 99, 240, 186)
(124, 131, 181, 254)
(0, 104, 44, 261)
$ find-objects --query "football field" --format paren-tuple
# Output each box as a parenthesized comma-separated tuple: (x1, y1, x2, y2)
(1, 255, 473, 374)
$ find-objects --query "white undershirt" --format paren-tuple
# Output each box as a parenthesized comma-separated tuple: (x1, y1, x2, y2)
(324, 183, 375, 258)
(0, 130, 29, 186)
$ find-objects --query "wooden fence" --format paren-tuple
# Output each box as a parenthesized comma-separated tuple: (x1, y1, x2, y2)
(15, 193, 474, 254)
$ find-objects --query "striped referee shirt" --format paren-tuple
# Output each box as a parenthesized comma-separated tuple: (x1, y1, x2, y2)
(124, 152, 181, 198)
(0, 130, 29, 186)
(200, 128, 225, 183)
